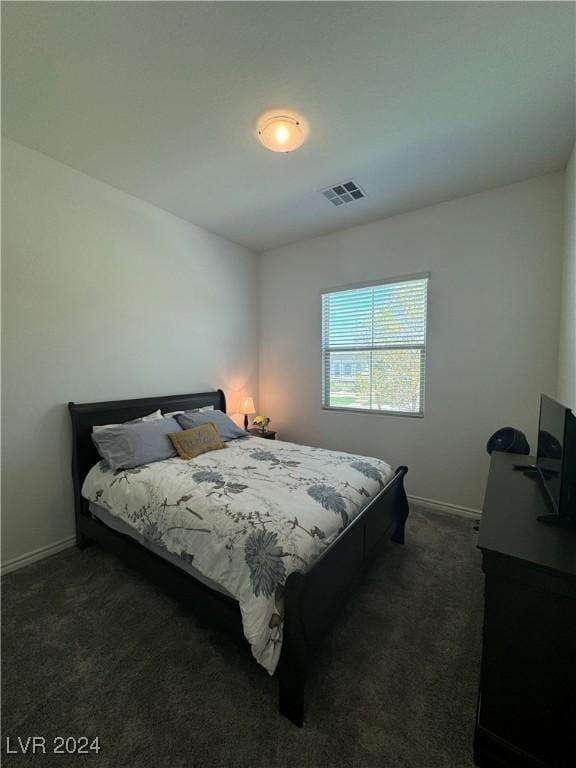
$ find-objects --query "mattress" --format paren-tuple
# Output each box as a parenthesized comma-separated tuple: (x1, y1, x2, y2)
(82, 435, 393, 673)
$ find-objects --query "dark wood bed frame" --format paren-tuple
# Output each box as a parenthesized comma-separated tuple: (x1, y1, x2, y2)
(69, 389, 409, 727)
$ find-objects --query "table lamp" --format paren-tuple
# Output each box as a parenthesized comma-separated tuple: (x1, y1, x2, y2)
(238, 396, 256, 430)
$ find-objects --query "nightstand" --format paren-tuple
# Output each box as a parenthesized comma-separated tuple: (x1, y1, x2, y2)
(248, 428, 277, 440)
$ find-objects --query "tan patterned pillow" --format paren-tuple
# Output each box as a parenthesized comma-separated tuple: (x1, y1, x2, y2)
(168, 423, 225, 460)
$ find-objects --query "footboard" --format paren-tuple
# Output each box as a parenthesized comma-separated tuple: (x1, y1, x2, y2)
(278, 465, 409, 726)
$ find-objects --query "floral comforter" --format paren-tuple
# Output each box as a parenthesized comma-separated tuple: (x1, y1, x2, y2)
(82, 436, 393, 673)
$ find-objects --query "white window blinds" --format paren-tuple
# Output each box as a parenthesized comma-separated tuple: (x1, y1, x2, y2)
(321, 275, 429, 415)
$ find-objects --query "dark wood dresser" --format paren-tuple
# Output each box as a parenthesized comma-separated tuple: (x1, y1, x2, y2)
(475, 452, 576, 768)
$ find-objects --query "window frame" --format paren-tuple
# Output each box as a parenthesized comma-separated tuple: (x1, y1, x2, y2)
(320, 272, 430, 418)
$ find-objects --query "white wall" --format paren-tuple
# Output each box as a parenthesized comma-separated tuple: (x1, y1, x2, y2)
(558, 145, 576, 410)
(2, 138, 258, 567)
(259, 175, 564, 512)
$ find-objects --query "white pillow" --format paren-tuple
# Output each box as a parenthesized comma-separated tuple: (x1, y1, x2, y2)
(163, 405, 214, 418)
(92, 409, 162, 434)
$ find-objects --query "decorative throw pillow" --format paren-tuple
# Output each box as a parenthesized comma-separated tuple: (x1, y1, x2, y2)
(92, 417, 181, 471)
(168, 423, 225, 460)
(176, 409, 248, 442)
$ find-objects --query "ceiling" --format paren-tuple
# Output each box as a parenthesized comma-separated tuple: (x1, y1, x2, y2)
(3, 2, 575, 253)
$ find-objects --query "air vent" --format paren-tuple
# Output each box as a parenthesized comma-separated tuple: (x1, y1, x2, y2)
(320, 179, 366, 206)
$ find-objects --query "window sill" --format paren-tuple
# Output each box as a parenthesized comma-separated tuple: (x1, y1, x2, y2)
(321, 405, 424, 418)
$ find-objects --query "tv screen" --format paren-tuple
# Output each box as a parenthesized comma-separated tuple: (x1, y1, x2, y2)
(536, 394, 576, 521)
(536, 395, 565, 512)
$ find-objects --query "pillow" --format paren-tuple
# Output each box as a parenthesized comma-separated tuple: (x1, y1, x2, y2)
(168, 423, 225, 460)
(92, 417, 182, 472)
(93, 409, 162, 434)
(176, 409, 248, 442)
(163, 405, 214, 418)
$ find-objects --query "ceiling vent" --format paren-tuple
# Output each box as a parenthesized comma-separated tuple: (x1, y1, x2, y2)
(320, 179, 366, 207)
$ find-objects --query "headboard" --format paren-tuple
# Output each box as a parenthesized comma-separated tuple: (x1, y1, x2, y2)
(68, 389, 226, 516)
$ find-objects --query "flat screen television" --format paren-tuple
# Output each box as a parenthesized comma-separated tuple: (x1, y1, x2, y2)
(536, 394, 576, 525)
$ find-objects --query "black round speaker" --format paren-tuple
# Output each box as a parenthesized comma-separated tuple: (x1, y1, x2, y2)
(486, 427, 530, 456)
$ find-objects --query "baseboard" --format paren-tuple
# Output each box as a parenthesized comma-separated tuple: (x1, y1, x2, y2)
(1, 535, 76, 576)
(408, 494, 481, 520)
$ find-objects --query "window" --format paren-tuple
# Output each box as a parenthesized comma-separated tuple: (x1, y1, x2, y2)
(321, 274, 429, 416)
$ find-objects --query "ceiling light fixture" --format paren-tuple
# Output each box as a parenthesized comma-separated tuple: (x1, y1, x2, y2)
(256, 109, 308, 153)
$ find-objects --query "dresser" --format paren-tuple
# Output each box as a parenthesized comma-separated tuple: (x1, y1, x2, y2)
(475, 452, 576, 768)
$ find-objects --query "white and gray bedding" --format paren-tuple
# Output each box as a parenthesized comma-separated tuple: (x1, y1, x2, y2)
(82, 436, 393, 674)
(88, 501, 234, 599)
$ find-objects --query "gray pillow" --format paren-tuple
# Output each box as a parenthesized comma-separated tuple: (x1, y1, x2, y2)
(176, 409, 248, 442)
(92, 417, 182, 472)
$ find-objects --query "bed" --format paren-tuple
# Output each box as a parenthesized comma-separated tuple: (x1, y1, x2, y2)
(69, 390, 409, 726)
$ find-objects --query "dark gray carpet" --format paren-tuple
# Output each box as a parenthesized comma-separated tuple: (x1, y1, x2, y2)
(2, 507, 483, 768)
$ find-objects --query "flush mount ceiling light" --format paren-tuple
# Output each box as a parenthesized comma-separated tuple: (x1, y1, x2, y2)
(256, 109, 309, 153)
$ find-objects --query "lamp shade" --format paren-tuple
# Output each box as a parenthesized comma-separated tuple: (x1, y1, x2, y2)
(239, 396, 255, 415)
